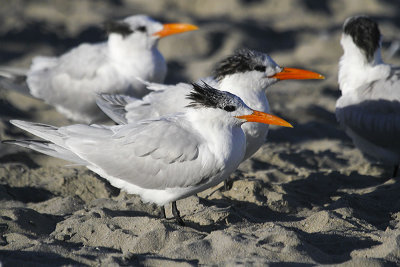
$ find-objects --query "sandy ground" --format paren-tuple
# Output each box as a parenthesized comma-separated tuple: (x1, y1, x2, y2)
(1, 0, 400, 266)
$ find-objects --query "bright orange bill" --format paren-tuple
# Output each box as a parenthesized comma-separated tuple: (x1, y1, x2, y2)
(154, 23, 199, 38)
(271, 67, 325, 80)
(236, 110, 293, 128)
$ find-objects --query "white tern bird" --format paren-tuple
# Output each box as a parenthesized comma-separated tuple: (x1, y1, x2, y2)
(4, 82, 292, 225)
(336, 15, 400, 177)
(0, 15, 198, 123)
(97, 49, 324, 161)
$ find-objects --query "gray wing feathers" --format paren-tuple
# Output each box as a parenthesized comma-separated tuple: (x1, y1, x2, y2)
(337, 66, 400, 148)
(96, 94, 135, 124)
(124, 82, 193, 122)
(10, 120, 65, 145)
(336, 99, 400, 148)
(97, 81, 196, 124)
(3, 140, 86, 164)
(9, 119, 206, 190)
(65, 119, 204, 189)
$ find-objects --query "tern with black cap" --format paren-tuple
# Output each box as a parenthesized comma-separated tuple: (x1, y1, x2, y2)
(97, 49, 324, 162)
(336, 15, 400, 177)
(4, 82, 292, 225)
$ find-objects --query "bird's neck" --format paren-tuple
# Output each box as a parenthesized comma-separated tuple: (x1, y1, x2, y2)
(107, 34, 157, 62)
(218, 74, 270, 112)
(186, 109, 246, 162)
(338, 36, 390, 96)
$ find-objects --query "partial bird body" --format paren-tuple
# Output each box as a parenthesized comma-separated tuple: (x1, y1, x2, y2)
(0, 15, 198, 123)
(336, 16, 400, 171)
(97, 49, 324, 160)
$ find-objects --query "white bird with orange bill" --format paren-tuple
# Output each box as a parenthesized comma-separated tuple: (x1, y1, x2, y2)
(0, 15, 198, 123)
(97, 49, 324, 161)
(4, 82, 292, 225)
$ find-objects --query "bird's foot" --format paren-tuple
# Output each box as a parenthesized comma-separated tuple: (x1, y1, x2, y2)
(160, 206, 166, 219)
(172, 201, 185, 226)
(220, 179, 233, 192)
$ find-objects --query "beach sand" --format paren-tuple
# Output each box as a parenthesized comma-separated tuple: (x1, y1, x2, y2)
(1, 0, 400, 265)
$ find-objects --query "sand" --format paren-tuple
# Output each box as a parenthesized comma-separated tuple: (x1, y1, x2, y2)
(1, 0, 400, 265)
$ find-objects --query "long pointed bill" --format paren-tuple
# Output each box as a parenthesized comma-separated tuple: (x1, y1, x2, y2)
(236, 110, 293, 128)
(153, 23, 198, 38)
(271, 67, 325, 80)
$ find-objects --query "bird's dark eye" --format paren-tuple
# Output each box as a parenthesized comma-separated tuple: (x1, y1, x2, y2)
(224, 105, 236, 112)
(136, 26, 147, 32)
(254, 65, 266, 72)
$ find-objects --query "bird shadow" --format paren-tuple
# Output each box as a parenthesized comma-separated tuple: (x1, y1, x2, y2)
(0, 250, 82, 267)
(0, 152, 41, 169)
(287, 227, 381, 264)
(0, 184, 54, 203)
(281, 171, 399, 230)
(127, 253, 199, 266)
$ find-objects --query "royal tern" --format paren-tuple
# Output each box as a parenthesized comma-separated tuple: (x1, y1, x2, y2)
(97, 49, 324, 161)
(0, 15, 198, 123)
(336, 15, 400, 176)
(4, 82, 292, 225)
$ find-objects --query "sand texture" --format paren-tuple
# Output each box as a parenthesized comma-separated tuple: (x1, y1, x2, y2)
(1, 0, 400, 265)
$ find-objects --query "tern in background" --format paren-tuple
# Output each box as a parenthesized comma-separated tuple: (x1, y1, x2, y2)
(336, 15, 400, 177)
(4, 82, 292, 225)
(0, 15, 198, 123)
(97, 49, 324, 162)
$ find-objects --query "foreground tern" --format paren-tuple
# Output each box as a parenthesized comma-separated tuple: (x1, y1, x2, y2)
(97, 49, 324, 161)
(0, 15, 198, 123)
(4, 83, 292, 225)
(336, 15, 400, 176)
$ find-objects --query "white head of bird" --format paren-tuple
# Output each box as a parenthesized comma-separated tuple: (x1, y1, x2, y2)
(186, 82, 293, 129)
(214, 49, 325, 100)
(105, 14, 198, 59)
(339, 15, 391, 96)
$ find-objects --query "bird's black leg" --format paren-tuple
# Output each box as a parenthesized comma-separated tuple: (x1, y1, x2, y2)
(172, 201, 185, 226)
(221, 179, 233, 192)
(393, 164, 399, 177)
(160, 206, 166, 219)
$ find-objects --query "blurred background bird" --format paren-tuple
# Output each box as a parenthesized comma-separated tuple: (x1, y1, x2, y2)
(336, 15, 400, 177)
(0, 15, 198, 123)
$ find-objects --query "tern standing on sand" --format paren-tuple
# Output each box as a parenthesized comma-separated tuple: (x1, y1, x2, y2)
(4, 83, 292, 225)
(336, 15, 400, 176)
(0, 15, 198, 123)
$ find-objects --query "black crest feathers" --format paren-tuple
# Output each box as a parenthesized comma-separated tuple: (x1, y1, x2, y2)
(186, 82, 240, 111)
(187, 82, 222, 109)
(104, 21, 133, 37)
(344, 16, 381, 62)
(213, 49, 265, 81)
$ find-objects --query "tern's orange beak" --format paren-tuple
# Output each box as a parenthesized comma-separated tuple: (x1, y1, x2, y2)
(236, 110, 293, 128)
(153, 23, 198, 38)
(271, 67, 325, 80)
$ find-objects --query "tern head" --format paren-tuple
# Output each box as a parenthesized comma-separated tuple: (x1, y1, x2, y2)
(105, 15, 198, 47)
(213, 49, 324, 92)
(186, 82, 292, 128)
(341, 16, 381, 63)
